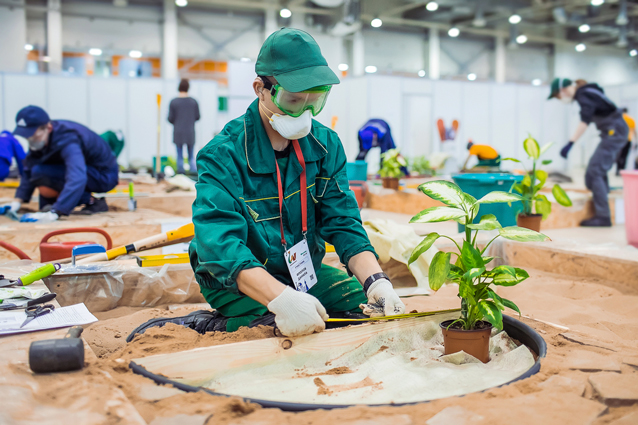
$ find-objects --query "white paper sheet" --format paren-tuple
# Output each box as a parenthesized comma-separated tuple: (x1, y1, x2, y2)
(0, 303, 98, 336)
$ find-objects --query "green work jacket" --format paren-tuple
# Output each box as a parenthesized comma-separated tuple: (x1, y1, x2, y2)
(189, 99, 376, 293)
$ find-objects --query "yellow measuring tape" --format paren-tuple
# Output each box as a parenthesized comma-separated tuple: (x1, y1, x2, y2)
(325, 308, 461, 322)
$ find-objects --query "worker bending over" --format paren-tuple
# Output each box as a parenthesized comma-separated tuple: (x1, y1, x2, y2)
(0, 131, 26, 181)
(463, 140, 500, 170)
(1, 106, 118, 222)
(129, 28, 405, 339)
(549, 78, 628, 227)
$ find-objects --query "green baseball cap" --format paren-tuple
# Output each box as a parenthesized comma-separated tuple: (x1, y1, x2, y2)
(256, 28, 340, 92)
(548, 77, 572, 99)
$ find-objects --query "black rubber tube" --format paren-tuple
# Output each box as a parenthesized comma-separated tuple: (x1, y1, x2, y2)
(129, 315, 547, 411)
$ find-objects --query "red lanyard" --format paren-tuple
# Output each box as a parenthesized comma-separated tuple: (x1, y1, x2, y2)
(275, 139, 307, 248)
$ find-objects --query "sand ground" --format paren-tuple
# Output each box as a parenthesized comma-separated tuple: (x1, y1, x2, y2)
(9, 268, 629, 425)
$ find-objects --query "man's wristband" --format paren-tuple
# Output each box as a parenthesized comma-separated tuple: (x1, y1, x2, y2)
(363, 272, 390, 293)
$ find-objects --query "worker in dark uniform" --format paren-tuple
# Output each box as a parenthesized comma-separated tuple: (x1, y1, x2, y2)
(549, 78, 629, 227)
(0, 131, 26, 182)
(4, 105, 119, 222)
(356, 119, 408, 175)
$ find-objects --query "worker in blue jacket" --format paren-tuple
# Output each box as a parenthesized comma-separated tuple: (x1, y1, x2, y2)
(356, 119, 408, 175)
(0, 131, 26, 181)
(0, 106, 119, 222)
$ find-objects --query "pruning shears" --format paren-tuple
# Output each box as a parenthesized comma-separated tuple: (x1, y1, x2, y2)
(0, 293, 57, 311)
(0, 263, 61, 288)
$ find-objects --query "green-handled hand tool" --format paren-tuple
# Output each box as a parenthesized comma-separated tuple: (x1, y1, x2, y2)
(0, 263, 61, 288)
(325, 308, 461, 322)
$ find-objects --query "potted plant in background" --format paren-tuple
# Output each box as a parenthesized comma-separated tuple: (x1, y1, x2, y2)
(408, 180, 550, 362)
(408, 155, 434, 177)
(503, 136, 572, 232)
(379, 149, 407, 190)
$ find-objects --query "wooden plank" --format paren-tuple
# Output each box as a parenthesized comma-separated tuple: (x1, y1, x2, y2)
(133, 311, 460, 387)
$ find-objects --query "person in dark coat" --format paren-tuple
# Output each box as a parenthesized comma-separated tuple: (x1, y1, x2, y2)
(168, 79, 200, 174)
(1, 105, 119, 222)
(549, 78, 629, 227)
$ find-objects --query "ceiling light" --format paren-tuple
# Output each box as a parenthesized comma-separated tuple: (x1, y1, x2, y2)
(448, 27, 460, 37)
(579, 24, 590, 33)
(129, 50, 142, 58)
(338, 63, 349, 71)
(467, 73, 477, 81)
(89, 48, 102, 56)
(371, 18, 382, 28)
(240, 57, 251, 62)
(365, 65, 377, 74)
(426, 2, 439, 12)
(532, 79, 542, 86)
(175, 0, 187, 6)
(280, 8, 292, 18)
(24, 44, 34, 51)
(509, 14, 521, 24)
(590, 0, 604, 6)
(42, 56, 51, 62)
(516, 35, 528, 44)
(630, 49, 638, 57)
(575, 43, 586, 52)
(418, 70, 426, 77)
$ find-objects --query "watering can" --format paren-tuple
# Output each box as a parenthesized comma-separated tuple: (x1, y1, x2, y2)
(39, 227, 113, 262)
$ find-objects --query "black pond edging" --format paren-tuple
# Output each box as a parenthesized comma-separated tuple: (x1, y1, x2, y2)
(129, 315, 547, 412)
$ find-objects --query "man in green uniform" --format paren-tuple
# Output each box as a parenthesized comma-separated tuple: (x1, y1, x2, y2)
(128, 28, 404, 339)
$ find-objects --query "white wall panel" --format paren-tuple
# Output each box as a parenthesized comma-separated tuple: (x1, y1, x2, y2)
(190, 80, 218, 151)
(540, 97, 569, 171)
(3, 75, 47, 130)
(489, 84, 518, 168)
(461, 82, 490, 147)
(87, 77, 127, 164)
(127, 79, 165, 165)
(47, 77, 88, 125)
(516, 86, 544, 169)
(368, 75, 403, 150)
(432, 80, 463, 160)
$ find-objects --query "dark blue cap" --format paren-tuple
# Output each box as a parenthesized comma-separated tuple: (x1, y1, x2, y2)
(13, 105, 50, 138)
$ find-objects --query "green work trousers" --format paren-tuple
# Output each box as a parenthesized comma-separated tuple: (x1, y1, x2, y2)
(200, 264, 367, 332)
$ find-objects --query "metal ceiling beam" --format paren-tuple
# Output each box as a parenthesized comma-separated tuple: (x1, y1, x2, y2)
(382, 0, 428, 17)
(187, 0, 337, 15)
(361, 13, 619, 49)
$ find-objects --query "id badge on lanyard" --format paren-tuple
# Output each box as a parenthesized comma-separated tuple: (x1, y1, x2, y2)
(276, 140, 318, 293)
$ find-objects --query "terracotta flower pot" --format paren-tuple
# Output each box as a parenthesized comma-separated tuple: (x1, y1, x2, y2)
(440, 320, 493, 363)
(382, 177, 400, 190)
(517, 214, 543, 232)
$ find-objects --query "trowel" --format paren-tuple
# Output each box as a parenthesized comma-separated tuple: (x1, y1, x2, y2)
(0, 263, 61, 288)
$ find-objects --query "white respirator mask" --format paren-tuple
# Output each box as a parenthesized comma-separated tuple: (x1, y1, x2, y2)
(260, 103, 312, 140)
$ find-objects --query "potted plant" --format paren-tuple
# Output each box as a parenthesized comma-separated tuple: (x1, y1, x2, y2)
(408, 155, 434, 177)
(379, 149, 407, 190)
(503, 136, 572, 232)
(408, 180, 550, 363)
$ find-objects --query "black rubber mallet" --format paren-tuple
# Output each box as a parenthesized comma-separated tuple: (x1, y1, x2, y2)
(29, 326, 85, 373)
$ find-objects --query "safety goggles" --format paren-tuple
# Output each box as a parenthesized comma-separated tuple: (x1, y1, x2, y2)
(260, 76, 331, 118)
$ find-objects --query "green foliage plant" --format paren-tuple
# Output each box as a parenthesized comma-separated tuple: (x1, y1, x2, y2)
(408, 155, 434, 176)
(503, 136, 572, 219)
(408, 180, 550, 331)
(379, 149, 407, 179)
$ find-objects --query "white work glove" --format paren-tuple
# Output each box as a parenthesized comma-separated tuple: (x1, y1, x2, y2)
(267, 287, 328, 337)
(360, 279, 406, 318)
(20, 211, 59, 223)
(1, 200, 21, 214)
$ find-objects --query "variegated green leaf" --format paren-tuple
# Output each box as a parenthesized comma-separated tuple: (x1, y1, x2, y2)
(461, 240, 484, 270)
(467, 214, 502, 231)
(500, 297, 522, 316)
(410, 206, 467, 223)
(478, 300, 503, 330)
(428, 251, 451, 291)
(501, 157, 521, 163)
(463, 267, 486, 282)
(488, 289, 505, 311)
(499, 226, 550, 242)
(409, 232, 440, 265)
(448, 264, 464, 282)
(535, 194, 552, 220)
(459, 279, 475, 303)
(489, 265, 516, 277)
(417, 181, 467, 209)
(542, 159, 553, 165)
(524, 136, 540, 160)
(552, 184, 572, 207)
(493, 267, 530, 286)
(534, 170, 548, 189)
(476, 191, 523, 204)
(482, 256, 496, 265)
(539, 142, 554, 156)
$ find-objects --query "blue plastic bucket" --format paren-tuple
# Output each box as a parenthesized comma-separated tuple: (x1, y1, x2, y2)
(346, 161, 367, 181)
(452, 173, 524, 232)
